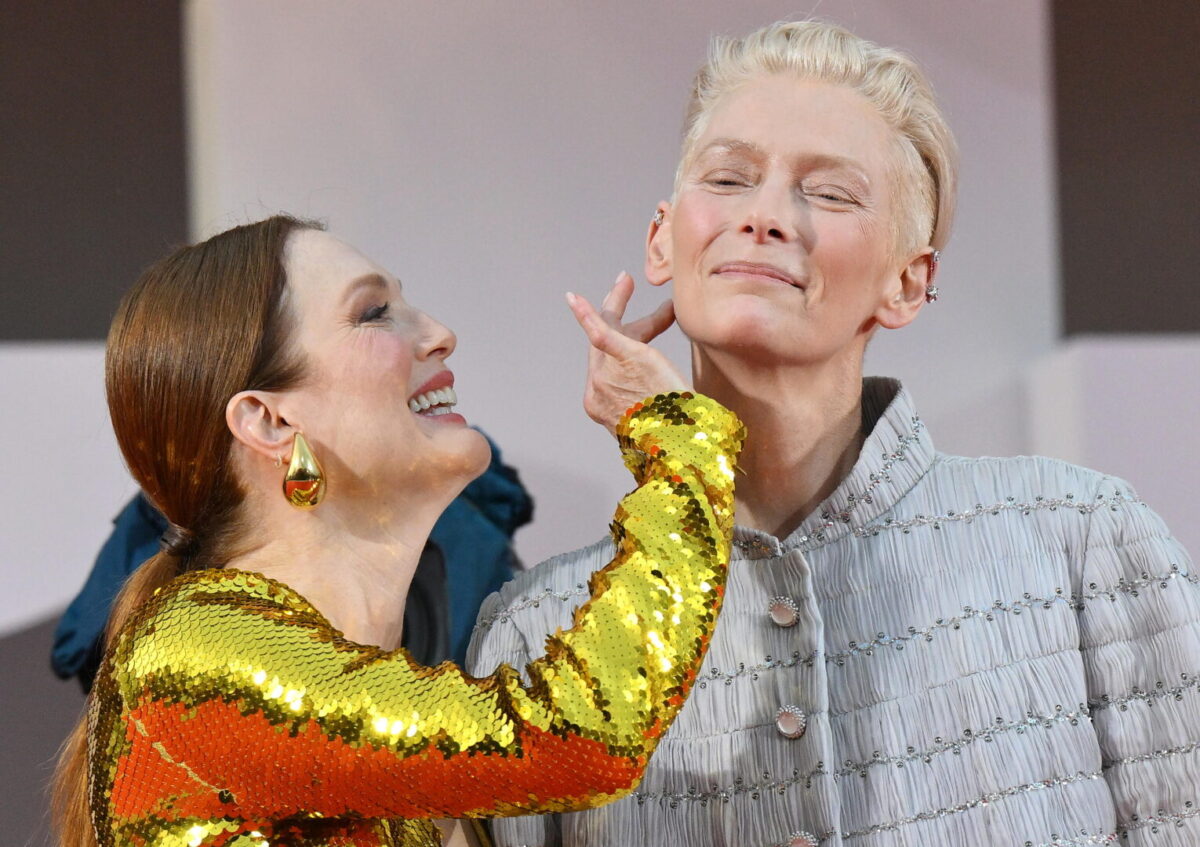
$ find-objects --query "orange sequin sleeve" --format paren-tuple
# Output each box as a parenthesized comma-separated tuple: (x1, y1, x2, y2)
(89, 392, 743, 845)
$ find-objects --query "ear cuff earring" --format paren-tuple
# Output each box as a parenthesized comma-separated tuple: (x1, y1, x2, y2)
(925, 249, 941, 303)
(653, 209, 665, 226)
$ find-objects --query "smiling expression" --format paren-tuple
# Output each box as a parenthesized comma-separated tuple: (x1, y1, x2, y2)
(650, 76, 925, 365)
(276, 230, 489, 501)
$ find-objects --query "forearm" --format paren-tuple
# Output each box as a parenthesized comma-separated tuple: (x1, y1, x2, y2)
(116, 393, 743, 821)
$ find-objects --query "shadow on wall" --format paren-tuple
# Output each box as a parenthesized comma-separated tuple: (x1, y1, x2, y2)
(2, 617, 85, 847)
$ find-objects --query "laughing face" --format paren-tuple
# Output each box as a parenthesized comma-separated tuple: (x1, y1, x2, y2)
(274, 230, 490, 503)
(648, 76, 930, 367)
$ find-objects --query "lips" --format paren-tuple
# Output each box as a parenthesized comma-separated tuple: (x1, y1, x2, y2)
(408, 370, 454, 402)
(713, 261, 804, 289)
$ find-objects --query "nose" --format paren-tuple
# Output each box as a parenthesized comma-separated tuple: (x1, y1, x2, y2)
(739, 180, 795, 244)
(417, 312, 457, 361)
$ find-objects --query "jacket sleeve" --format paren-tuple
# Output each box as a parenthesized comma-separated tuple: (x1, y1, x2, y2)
(1077, 475, 1200, 845)
(108, 392, 743, 823)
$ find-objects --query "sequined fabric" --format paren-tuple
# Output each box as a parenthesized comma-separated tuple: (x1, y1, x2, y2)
(86, 392, 744, 847)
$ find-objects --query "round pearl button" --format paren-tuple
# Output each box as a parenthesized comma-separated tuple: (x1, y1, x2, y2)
(775, 705, 807, 739)
(766, 595, 800, 627)
(788, 830, 818, 847)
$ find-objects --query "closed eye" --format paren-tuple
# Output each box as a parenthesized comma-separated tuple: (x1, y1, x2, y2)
(703, 170, 753, 190)
(358, 302, 390, 323)
(805, 186, 857, 205)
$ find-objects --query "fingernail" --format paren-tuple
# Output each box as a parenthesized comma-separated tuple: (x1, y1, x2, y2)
(565, 292, 577, 305)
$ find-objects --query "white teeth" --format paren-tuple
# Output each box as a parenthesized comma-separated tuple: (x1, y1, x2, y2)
(409, 386, 458, 415)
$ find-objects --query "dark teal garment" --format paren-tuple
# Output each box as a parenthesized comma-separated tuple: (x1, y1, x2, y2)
(51, 433, 532, 690)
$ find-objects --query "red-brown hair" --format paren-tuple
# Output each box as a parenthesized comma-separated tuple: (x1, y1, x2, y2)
(51, 214, 319, 847)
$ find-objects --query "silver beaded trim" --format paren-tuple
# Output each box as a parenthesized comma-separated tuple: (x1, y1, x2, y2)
(837, 705, 1092, 779)
(634, 767, 1124, 842)
(697, 649, 820, 688)
(734, 490, 1145, 559)
(1026, 833, 1118, 847)
(840, 770, 1103, 840)
(471, 584, 588, 631)
(827, 590, 1073, 664)
(1082, 563, 1198, 601)
(631, 763, 827, 806)
(829, 565, 1192, 665)
(857, 492, 1144, 539)
(1119, 800, 1200, 835)
(1104, 739, 1200, 770)
(700, 567, 1191, 689)
(734, 535, 781, 557)
(769, 830, 837, 847)
(1090, 670, 1200, 712)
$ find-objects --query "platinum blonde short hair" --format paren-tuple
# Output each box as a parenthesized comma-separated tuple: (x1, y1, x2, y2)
(676, 20, 959, 253)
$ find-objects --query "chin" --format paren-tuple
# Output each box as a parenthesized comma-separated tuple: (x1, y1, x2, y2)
(466, 432, 493, 476)
(680, 306, 803, 360)
(452, 428, 493, 481)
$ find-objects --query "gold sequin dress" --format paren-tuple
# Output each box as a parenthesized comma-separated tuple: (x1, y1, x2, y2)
(87, 392, 744, 846)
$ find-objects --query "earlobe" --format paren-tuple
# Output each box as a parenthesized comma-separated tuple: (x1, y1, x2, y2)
(226, 391, 293, 464)
(644, 202, 673, 287)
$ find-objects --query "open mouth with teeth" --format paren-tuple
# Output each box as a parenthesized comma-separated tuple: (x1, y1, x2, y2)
(408, 386, 458, 417)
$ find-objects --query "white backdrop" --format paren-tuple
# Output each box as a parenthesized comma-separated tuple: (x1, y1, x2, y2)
(0, 0, 1062, 634)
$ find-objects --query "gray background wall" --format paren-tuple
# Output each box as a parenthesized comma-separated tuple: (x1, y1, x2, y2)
(1053, 1, 1199, 336)
(2, 2, 1196, 844)
(1, 1, 188, 341)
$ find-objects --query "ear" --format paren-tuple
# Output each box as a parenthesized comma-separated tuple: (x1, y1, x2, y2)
(644, 202, 673, 287)
(875, 247, 935, 330)
(226, 390, 294, 464)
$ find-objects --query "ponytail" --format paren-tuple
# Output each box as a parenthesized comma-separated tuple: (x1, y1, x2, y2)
(49, 214, 317, 846)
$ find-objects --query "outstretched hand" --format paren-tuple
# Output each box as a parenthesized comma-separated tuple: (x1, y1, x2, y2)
(566, 272, 689, 434)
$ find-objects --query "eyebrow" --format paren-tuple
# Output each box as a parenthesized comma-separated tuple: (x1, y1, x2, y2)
(341, 272, 399, 304)
(698, 138, 871, 186)
(697, 138, 768, 159)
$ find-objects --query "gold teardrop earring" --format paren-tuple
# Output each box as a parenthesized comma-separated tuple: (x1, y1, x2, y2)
(283, 432, 326, 509)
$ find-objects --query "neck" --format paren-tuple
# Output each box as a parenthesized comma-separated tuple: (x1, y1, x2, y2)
(225, 483, 455, 650)
(693, 346, 866, 540)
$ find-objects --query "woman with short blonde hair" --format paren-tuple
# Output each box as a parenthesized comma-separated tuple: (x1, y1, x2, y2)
(473, 20, 1198, 847)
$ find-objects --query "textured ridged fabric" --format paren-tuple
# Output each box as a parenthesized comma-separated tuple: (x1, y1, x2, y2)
(469, 378, 1200, 847)
(86, 392, 744, 847)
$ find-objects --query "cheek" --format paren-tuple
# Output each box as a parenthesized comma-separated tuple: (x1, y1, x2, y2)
(812, 216, 891, 293)
(319, 335, 414, 399)
(672, 196, 727, 263)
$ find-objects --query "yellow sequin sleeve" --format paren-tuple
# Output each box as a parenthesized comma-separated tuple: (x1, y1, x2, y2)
(89, 392, 743, 846)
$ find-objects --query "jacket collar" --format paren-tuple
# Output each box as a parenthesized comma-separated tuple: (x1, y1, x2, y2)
(732, 377, 935, 559)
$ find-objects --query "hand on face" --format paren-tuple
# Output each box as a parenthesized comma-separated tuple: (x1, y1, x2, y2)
(566, 272, 687, 435)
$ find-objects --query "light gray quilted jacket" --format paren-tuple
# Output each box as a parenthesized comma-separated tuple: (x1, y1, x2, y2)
(467, 378, 1199, 847)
